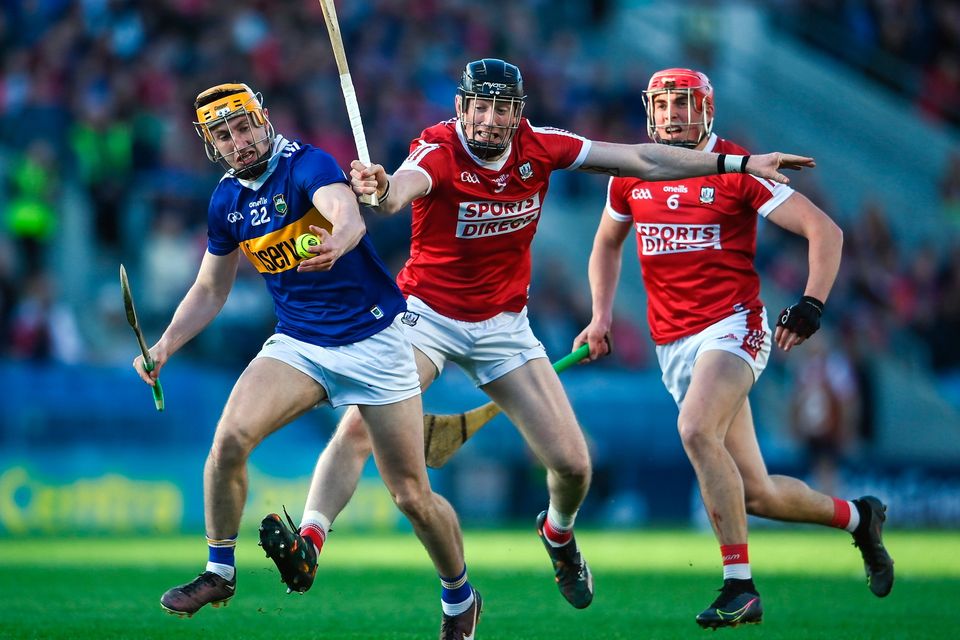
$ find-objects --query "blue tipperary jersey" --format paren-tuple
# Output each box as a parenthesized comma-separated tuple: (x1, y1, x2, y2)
(206, 136, 405, 346)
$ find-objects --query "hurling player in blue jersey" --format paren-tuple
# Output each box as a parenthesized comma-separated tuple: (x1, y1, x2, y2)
(132, 83, 481, 634)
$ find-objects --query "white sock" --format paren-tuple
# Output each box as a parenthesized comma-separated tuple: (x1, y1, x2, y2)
(441, 591, 475, 616)
(844, 501, 861, 533)
(301, 510, 332, 536)
(206, 561, 235, 581)
(722, 563, 751, 580)
(547, 503, 577, 530)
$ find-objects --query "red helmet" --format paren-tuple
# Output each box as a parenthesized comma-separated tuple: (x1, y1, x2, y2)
(643, 68, 714, 148)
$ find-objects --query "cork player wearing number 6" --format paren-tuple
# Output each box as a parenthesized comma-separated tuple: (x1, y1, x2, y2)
(258, 57, 820, 622)
(574, 68, 894, 628)
(131, 82, 482, 635)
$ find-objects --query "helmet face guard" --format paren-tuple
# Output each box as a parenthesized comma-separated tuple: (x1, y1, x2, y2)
(194, 83, 275, 180)
(643, 68, 714, 148)
(457, 58, 526, 160)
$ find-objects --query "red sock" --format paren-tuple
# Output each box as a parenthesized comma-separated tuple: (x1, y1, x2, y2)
(830, 497, 851, 528)
(720, 543, 750, 580)
(543, 518, 573, 546)
(830, 497, 862, 532)
(300, 523, 326, 554)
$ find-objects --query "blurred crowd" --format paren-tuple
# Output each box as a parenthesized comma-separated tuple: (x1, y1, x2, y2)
(2, 0, 960, 460)
(752, 174, 960, 479)
(0, 0, 631, 366)
(779, 0, 960, 127)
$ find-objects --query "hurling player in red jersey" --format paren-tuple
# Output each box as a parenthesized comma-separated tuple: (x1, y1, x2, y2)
(267, 58, 816, 616)
(574, 68, 894, 627)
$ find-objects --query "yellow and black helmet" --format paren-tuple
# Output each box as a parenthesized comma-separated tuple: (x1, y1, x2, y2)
(193, 82, 275, 178)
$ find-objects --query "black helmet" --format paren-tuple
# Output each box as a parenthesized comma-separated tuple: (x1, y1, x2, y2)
(457, 58, 526, 159)
(459, 58, 526, 100)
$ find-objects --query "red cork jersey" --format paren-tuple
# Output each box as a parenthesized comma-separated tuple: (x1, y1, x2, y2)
(394, 118, 589, 321)
(606, 134, 793, 344)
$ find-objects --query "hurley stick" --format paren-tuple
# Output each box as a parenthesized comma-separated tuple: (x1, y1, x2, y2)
(317, 0, 378, 206)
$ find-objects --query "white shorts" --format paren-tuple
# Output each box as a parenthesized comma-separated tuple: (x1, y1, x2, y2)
(655, 308, 771, 407)
(401, 295, 547, 386)
(255, 315, 420, 408)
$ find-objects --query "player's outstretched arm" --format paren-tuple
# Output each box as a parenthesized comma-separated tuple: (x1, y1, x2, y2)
(350, 161, 429, 215)
(134, 250, 239, 383)
(579, 141, 814, 184)
(745, 152, 816, 184)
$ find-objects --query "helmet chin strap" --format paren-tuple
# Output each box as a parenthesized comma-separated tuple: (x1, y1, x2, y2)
(231, 152, 271, 180)
(466, 139, 507, 160)
(655, 123, 707, 149)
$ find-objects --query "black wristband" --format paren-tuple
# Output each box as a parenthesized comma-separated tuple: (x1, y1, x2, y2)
(379, 179, 391, 202)
(740, 155, 750, 173)
(800, 295, 824, 314)
(717, 153, 726, 174)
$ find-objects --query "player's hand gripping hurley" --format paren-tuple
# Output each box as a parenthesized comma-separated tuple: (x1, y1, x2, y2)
(317, 0, 377, 206)
(120, 264, 164, 411)
(423, 344, 590, 468)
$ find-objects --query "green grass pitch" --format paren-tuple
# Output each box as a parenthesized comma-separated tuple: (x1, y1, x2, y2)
(1, 528, 958, 639)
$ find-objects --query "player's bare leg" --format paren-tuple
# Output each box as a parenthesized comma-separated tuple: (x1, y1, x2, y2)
(162, 358, 323, 616)
(205, 360, 323, 538)
(727, 395, 894, 596)
(483, 358, 594, 608)
(483, 358, 591, 514)
(302, 349, 439, 526)
(261, 348, 442, 594)
(304, 406, 373, 521)
(361, 395, 480, 634)
(727, 401, 836, 522)
(679, 351, 753, 545)
(362, 394, 465, 571)
(679, 350, 762, 628)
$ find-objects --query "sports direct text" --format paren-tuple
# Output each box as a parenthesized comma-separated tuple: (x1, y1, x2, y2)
(636, 223, 722, 255)
(456, 194, 541, 239)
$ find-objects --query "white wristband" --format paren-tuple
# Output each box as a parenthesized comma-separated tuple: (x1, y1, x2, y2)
(724, 154, 746, 173)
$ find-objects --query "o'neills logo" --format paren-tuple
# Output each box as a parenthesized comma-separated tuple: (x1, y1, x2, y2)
(636, 223, 721, 255)
(456, 194, 541, 239)
(742, 328, 766, 359)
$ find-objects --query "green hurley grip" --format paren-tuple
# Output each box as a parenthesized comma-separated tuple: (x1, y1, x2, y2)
(552, 343, 591, 373)
(151, 380, 165, 412)
(144, 360, 165, 412)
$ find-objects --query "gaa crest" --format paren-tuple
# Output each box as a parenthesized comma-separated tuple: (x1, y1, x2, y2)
(699, 187, 716, 204)
(518, 162, 533, 181)
(273, 194, 288, 215)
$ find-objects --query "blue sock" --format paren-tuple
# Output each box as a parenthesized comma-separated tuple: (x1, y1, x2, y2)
(206, 535, 237, 580)
(440, 566, 474, 616)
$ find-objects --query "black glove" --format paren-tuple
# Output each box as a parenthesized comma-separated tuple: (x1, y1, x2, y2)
(776, 295, 824, 339)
